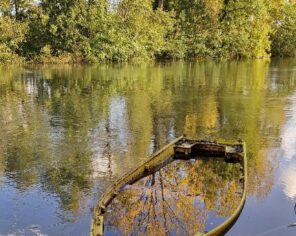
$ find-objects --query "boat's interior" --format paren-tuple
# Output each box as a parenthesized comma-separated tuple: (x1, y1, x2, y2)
(103, 156, 244, 236)
(92, 138, 246, 236)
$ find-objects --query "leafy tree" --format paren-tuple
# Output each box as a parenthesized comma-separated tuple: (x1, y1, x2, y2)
(220, 0, 271, 59)
(39, 0, 86, 57)
(0, 0, 10, 15)
(0, 0, 33, 20)
(20, 6, 48, 58)
(166, 0, 221, 58)
(1, 0, 296, 62)
(0, 16, 27, 62)
(91, 0, 174, 61)
(271, 2, 296, 57)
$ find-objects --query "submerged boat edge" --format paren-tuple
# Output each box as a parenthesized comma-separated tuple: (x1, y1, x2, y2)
(90, 136, 184, 236)
(90, 138, 247, 236)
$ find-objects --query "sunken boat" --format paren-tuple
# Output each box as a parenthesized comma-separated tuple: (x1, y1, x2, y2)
(91, 136, 247, 236)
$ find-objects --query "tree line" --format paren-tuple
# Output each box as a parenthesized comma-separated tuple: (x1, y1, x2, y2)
(1, 0, 296, 63)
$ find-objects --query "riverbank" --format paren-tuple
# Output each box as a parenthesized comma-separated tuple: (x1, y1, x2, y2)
(0, 53, 273, 66)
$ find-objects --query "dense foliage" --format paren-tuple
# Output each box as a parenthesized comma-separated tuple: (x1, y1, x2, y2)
(0, 0, 296, 63)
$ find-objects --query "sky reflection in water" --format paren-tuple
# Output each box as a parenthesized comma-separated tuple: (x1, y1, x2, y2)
(281, 93, 296, 201)
(0, 60, 296, 235)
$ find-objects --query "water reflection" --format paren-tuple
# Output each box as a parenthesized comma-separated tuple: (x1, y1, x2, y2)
(0, 60, 296, 234)
(281, 165, 296, 200)
(281, 93, 296, 201)
(104, 158, 242, 235)
(281, 94, 296, 160)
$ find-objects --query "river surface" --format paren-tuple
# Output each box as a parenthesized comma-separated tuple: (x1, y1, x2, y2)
(0, 60, 296, 236)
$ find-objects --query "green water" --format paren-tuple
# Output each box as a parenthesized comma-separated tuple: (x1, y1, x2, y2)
(0, 60, 296, 235)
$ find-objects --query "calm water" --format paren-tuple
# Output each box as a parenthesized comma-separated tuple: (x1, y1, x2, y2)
(103, 158, 243, 235)
(0, 60, 296, 235)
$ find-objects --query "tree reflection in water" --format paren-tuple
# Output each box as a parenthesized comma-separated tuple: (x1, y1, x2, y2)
(104, 158, 243, 235)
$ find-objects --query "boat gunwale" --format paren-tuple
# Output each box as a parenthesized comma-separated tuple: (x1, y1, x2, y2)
(91, 136, 247, 236)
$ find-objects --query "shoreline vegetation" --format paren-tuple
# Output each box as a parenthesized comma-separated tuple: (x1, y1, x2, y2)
(1, 0, 296, 64)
